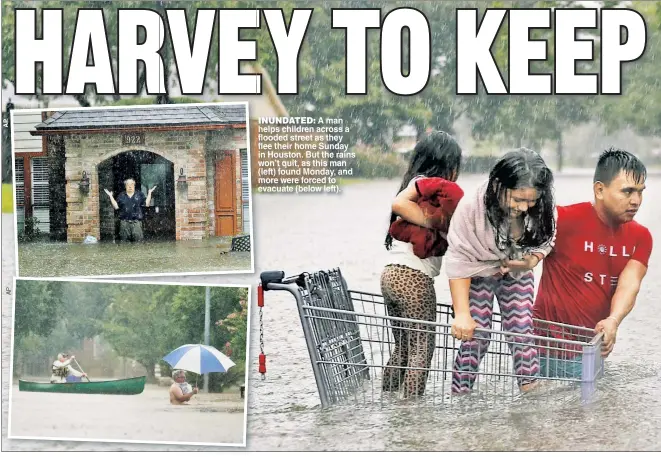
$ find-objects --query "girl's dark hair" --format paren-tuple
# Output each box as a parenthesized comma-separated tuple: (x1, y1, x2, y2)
(484, 148, 555, 251)
(385, 131, 462, 250)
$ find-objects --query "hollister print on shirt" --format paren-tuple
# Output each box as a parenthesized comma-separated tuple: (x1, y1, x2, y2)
(534, 202, 653, 328)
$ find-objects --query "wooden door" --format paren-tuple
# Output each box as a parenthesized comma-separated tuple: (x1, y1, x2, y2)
(214, 153, 237, 236)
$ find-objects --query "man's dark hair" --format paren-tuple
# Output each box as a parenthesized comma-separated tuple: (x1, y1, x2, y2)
(593, 148, 646, 186)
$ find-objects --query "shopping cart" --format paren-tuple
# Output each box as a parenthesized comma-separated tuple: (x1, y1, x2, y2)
(258, 268, 604, 408)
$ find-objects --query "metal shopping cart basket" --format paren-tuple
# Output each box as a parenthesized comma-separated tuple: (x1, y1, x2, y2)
(258, 268, 604, 408)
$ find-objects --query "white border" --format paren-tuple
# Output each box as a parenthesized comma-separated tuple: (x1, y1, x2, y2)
(244, 107, 257, 281)
(7, 276, 251, 448)
(9, 101, 256, 279)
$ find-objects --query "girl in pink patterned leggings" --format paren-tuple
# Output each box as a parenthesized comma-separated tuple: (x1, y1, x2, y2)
(445, 148, 557, 393)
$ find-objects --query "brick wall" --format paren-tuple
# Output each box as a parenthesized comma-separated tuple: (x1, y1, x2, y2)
(62, 127, 247, 243)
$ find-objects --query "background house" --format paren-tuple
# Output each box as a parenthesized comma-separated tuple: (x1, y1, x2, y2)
(28, 104, 248, 243)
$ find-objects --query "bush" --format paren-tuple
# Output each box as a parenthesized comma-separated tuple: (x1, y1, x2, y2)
(208, 364, 245, 392)
(18, 216, 42, 242)
(349, 146, 407, 179)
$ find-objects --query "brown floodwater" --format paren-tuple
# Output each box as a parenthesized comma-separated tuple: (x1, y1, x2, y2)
(8, 383, 245, 446)
(17, 237, 251, 277)
(3, 172, 661, 451)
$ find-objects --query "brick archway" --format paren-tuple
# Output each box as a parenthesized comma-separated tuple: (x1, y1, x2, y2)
(97, 150, 177, 242)
(97, 145, 177, 166)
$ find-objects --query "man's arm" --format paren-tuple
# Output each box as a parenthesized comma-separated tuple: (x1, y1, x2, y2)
(596, 259, 648, 356)
(104, 189, 120, 210)
(392, 180, 432, 228)
(609, 259, 648, 323)
(170, 385, 195, 402)
(68, 366, 84, 377)
(145, 186, 157, 207)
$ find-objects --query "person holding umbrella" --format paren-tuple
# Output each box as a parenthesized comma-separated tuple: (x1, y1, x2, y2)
(169, 370, 199, 405)
(163, 344, 236, 404)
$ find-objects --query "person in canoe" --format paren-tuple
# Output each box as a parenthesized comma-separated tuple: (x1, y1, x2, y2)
(169, 370, 199, 405)
(50, 353, 86, 384)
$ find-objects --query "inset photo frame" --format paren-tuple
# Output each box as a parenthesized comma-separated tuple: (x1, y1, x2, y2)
(11, 102, 254, 278)
(8, 277, 250, 447)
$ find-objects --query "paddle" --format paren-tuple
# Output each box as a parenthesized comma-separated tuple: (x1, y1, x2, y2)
(72, 358, 90, 382)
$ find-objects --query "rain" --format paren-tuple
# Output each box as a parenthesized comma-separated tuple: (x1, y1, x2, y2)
(2, 0, 661, 452)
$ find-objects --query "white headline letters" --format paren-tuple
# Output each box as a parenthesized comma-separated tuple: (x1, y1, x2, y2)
(13, 7, 648, 96)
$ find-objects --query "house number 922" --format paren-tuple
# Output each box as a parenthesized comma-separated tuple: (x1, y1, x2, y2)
(122, 133, 145, 145)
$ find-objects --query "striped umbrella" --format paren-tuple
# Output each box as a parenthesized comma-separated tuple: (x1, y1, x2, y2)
(162, 344, 235, 374)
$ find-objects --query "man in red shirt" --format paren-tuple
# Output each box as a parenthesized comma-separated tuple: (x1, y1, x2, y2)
(534, 149, 653, 376)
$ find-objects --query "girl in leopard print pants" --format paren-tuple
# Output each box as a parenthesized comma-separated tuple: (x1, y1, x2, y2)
(382, 131, 463, 398)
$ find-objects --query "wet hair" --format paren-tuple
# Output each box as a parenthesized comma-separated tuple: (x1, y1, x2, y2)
(385, 131, 462, 250)
(593, 147, 646, 186)
(484, 148, 555, 251)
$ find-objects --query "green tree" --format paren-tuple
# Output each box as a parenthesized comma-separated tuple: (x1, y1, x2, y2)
(102, 283, 179, 383)
(214, 288, 248, 362)
(166, 285, 247, 391)
(61, 282, 114, 340)
(599, 1, 661, 138)
(277, 1, 464, 148)
(14, 280, 64, 342)
(462, 1, 598, 171)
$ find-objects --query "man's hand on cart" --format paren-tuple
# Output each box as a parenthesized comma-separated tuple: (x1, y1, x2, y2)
(452, 312, 478, 341)
(595, 316, 619, 357)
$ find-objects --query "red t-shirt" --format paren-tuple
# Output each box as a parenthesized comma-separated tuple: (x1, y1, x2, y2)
(534, 202, 653, 329)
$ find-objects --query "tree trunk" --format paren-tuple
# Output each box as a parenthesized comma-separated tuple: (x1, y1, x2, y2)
(73, 93, 91, 107)
(142, 361, 157, 383)
(137, 67, 147, 95)
(556, 133, 564, 173)
(156, 4, 172, 105)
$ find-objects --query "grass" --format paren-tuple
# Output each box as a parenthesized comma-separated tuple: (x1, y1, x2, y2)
(2, 183, 13, 213)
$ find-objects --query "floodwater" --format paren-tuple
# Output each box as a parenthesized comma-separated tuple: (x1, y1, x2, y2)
(3, 173, 661, 451)
(8, 383, 245, 446)
(16, 237, 252, 277)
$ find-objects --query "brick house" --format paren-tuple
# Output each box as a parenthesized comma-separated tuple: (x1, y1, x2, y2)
(29, 104, 249, 243)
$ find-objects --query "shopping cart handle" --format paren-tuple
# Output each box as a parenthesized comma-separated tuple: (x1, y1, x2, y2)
(260, 271, 286, 288)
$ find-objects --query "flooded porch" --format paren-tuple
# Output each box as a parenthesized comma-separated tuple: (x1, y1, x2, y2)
(16, 237, 252, 277)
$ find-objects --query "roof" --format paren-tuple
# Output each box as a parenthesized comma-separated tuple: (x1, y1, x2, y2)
(34, 105, 247, 130)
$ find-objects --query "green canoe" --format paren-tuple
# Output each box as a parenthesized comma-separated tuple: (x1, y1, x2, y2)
(18, 376, 146, 395)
